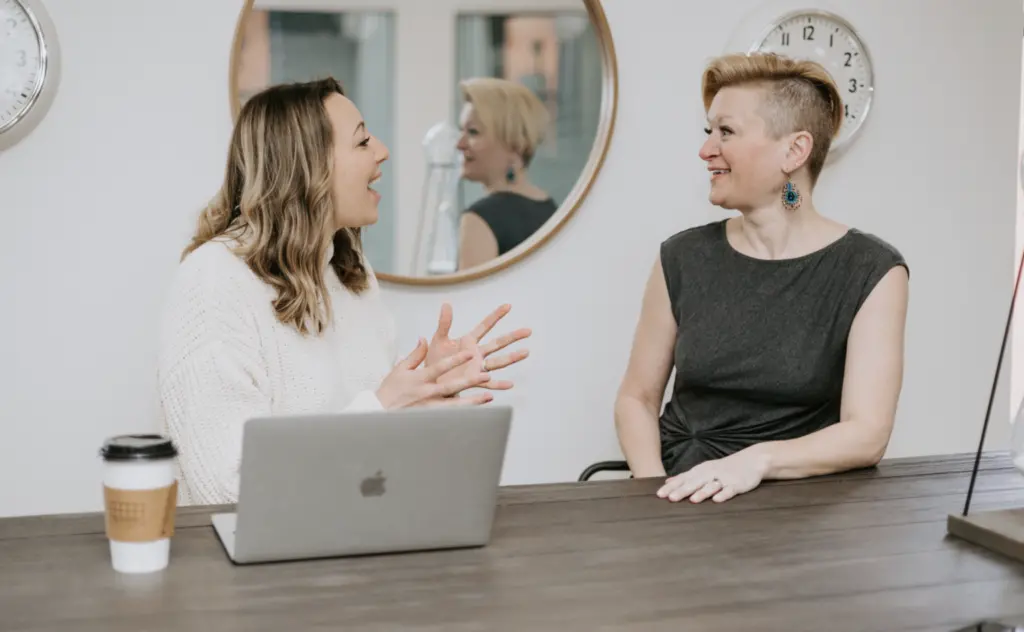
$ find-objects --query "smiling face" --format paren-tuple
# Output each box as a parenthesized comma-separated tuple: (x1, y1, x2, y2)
(324, 93, 390, 230)
(456, 102, 518, 186)
(698, 85, 797, 212)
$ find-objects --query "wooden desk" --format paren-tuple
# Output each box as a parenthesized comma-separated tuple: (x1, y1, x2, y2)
(1, 453, 1023, 631)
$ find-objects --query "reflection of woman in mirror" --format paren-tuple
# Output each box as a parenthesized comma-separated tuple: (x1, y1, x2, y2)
(456, 77, 557, 270)
(158, 78, 530, 505)
(615, 53, 909, 504)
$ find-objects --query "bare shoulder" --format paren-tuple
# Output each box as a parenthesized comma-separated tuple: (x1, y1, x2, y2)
(848, 235, 910, 334)
(460, 211, 493, 234)
(840, 227, 910, 309)
(864, 264, 910, 308)
(458, 212, 499, 270)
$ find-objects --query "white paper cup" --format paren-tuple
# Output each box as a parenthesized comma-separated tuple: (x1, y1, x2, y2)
(99, 435, 179, 574)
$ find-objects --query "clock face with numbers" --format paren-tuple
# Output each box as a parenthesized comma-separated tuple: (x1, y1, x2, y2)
(0, 0, 59, 149)
(749, 10, 873, 155)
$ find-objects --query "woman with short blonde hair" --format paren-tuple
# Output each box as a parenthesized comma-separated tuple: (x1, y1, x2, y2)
(159, 78, 530, 505)
(615, 53, 909, 504)
(455, 77, 558, 269)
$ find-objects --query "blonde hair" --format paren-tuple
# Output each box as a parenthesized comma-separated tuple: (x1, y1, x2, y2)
(183, 77, 368, 336)
(701, 52, 843, 184)
(459, 77, 549, 166)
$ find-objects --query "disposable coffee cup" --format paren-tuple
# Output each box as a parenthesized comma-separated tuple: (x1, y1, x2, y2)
(99, 434, 179, 574)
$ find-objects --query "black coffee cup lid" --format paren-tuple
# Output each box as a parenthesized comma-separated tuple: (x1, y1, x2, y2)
(100, 435, 178, 461)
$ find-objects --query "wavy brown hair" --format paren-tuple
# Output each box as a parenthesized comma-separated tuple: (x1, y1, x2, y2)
(701, 52, 843, 185)
(183, 77, 369, 335)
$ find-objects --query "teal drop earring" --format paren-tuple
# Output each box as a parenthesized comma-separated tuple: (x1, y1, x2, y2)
(782, 179, 802, 211)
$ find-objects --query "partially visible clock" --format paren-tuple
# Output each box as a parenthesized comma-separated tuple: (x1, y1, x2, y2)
(0, 0, 61, 151)
(749, 9, 873, 155)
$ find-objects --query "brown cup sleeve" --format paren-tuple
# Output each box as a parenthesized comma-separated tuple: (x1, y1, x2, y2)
(103, 480, 178, 542)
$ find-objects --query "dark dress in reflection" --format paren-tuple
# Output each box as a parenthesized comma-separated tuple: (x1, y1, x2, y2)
(467, 192, 558, 255)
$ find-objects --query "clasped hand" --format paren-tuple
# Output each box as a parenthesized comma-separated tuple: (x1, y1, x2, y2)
(425, 303, 531, 392)
(656, 450, 769, 503)
(375, 303, 530, 409)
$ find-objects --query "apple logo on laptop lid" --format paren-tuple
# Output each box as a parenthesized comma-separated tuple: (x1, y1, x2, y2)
(360, 470, 386, 497)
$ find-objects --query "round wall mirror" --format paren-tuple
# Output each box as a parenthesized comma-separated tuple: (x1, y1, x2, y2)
(229, 0, 618, 285)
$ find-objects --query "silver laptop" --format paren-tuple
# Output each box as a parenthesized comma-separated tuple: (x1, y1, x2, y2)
(210, 405, 512, 564)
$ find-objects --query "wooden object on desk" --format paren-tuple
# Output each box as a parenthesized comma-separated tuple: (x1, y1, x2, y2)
(1, 453, 1023, 631)
(946, 239, 1024, 571)
(949, 507, 1024, 565)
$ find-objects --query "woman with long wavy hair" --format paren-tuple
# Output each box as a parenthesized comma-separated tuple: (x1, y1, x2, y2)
(158, 78, 530, 506)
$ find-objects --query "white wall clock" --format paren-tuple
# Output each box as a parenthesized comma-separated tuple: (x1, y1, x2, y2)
(748, 9, 873, 157)
(0, 0, 61, 151)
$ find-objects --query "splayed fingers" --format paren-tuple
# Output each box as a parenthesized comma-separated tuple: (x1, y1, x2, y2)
(479, 328, 532, 358)
(468, 303, 512, 342)
(399, 338, 429, 369)
(484, 348, 530, 372)
(423, 349, 484, 383)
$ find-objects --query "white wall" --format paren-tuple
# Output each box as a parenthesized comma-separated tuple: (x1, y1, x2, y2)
(0, 0, 1020, 518)
(0, 0, 238, 518)
(1013, 24, 1024, 424)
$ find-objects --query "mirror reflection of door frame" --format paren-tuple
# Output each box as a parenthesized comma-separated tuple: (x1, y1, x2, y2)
(228, 0, 618, 287)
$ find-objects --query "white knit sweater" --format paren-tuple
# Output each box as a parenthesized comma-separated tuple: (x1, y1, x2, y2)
(157, 237, 396, 506)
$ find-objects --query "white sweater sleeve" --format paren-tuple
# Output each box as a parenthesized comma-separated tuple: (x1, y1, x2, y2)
(158, 254, 384, 506)
(160, 335, 269, 506)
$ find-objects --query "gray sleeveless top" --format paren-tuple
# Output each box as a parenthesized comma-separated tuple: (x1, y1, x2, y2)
(658, 219, 908, 476)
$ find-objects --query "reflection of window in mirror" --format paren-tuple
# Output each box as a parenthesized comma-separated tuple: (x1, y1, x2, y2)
(234, 9, 397, 275)
(450, 12, 601, 272)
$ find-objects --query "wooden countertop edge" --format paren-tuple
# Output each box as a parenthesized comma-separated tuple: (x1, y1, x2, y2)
(0, 451, 1015, 542)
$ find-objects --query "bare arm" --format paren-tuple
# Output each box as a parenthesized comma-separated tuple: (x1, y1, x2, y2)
(744, 265, 910, 479)
(458, 212, 499, 271)
(614, 254, 677, 478)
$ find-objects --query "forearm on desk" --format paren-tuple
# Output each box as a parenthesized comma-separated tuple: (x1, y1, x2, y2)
(614, 394, 667, 478)
(743, 418, 889, 480)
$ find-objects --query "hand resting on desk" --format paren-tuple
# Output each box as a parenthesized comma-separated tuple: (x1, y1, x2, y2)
(657, 450, 768, 503)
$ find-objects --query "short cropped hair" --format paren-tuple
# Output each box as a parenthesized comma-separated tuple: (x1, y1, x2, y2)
(701, 52, 843, 184)
(459, 77, 549, 166)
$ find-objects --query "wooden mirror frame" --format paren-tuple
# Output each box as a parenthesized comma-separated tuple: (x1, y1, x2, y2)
(228, 0, 618, 286)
